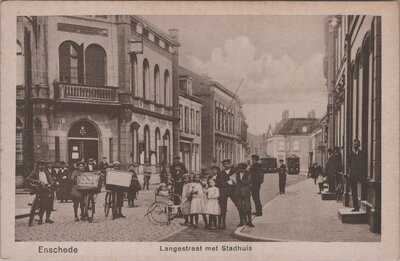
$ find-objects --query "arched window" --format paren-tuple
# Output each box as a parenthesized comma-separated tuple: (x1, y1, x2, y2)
(59, 41, 83, 84)
(130, 122, 140, 163)
(17, 41, 24, 86)
(130, 54, 138, 95)
(155, 128, 161, 164)
(85, 44, 107, 86)
(143, 59, 150, 99)
(164, 70, 170, 106)
(144, 125, 150, 164)
(163, 129, 170, 164)
(154, 65, 160, 103)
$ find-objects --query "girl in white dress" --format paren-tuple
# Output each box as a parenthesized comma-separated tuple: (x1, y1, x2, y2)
(180, 173, 192, 226)
(189, 173, 205, 228)
(206, 178, 220, 230)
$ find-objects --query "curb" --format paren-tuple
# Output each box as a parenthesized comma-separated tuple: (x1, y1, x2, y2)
(233, 176, 307, 242)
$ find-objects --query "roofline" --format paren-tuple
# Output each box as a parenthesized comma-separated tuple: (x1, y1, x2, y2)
(131, 16, 179, 46)
(210, 81, 238, 99)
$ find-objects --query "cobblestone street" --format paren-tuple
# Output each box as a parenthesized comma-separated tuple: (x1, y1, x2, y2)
(15, 183, 186, 242)
(15, 174, 305, 242)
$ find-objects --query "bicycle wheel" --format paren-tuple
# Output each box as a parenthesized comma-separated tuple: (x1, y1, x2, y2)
(28, 197, 37, 226)
(147, 201, 169, 225)
(86, 194, 95, 223)
(111, 192, 117, 220)
(104, 191, 111, 217)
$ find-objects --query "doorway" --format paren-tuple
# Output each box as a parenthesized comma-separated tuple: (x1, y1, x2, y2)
(68, 120, 100, 167)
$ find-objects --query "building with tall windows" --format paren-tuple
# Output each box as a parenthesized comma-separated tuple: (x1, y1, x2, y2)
(323, 15, 381, 233)
(179, 67, 248, 170)
(265, 110, 321, 173)
(179, 75, 202, 173)
(16, 15, 180, 185)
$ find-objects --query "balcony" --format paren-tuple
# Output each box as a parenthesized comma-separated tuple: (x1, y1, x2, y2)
(56, 83, 119, 105)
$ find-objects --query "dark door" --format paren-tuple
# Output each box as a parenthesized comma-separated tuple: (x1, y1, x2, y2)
(68, 139, 98, 168)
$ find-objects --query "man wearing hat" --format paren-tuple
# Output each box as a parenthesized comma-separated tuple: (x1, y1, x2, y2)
(249, 154, 263, 216)
(27, 160, 55, 225)
(85, 158, 98, 172)
(170, 156, 188, 196)
(57, 161, 70, 203)
(278, 159, 287, 194)
(70, 161, 86, 221)
(215, 158, 240, 229)
(99, 157, 109, 173)
(235, 162, 254, 227)
(348, 139, 366, 212)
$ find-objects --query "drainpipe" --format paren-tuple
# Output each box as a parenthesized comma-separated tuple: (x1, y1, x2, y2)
(169, 29, 181, 161)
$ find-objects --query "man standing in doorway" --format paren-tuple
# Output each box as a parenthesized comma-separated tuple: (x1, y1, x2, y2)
(249, 154, 263, 216)
(348, 139, 367, 212)
(170, 156, 187, 196)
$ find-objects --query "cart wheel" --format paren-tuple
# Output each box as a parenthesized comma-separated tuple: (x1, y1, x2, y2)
(111, 192, 117, 220)
(104, 191, 111, 217)
(28, 197, 37, 226)
(86, 194, 95, 223)
(147, 201, 169, 225)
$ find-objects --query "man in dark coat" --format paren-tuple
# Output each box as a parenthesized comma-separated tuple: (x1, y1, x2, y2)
(348, 139, 367, 212)
(249, 154, 263, 216)
(278, 159, 287, 194)
(99, 157, 108, 173)
(215, 159, 240, 229)
(26, 160, 55, 225)
(170, 156, 187, 196)
(57, 161, 71, 203)
(325, 149, 336, 192)
(235, 162, 254, 227)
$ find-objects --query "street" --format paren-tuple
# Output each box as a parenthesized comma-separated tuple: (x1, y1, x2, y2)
(15, 173, 306, 242)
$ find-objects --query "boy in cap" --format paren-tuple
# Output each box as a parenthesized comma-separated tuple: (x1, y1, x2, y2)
(27, 160, 55, 225)
(235, 162, 254, 227)
(70, 161, 86, 221)
(249, 154, 263, 216)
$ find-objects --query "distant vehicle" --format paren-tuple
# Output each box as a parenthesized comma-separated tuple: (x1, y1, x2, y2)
(286, 155, 300, 174)
(260, 155, 277, 173)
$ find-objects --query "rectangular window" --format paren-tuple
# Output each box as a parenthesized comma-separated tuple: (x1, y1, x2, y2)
(109, 138, 113, 163)
(278, 141, 285, 152)
(55, 137, 60, 163)
(196, 111, 200, 135)
(293, 141, 300, 151)
(190, 109, 195, 134)
(184, 107, 189, 133)
(179, 105, 183, 131)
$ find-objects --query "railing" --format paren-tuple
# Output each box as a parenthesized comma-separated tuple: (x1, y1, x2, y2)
(58, 83, 119, 103)
(130, 96, 173, 117)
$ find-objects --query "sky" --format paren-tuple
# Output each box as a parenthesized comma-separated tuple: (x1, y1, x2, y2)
(144, 15, 328, 135)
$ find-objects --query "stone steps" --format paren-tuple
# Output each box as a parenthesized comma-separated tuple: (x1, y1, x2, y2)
(337, 208, 367, 224)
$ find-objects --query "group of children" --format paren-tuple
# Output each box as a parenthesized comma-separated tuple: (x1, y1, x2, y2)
(157, 172, 221, 230)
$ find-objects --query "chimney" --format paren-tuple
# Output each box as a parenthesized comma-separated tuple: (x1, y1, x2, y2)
(168, 29, 179, 43)
(282, 109, 289, 120)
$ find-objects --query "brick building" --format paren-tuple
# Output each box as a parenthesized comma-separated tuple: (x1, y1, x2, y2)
(323, 15, 381, 232)
(16, 15, 181, 186)
(179, 75, 202, 173)
(179, 67, 248, 170)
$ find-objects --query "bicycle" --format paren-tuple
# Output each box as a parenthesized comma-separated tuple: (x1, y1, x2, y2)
(76, 171, 102, 223)
(27, 180, 53, 227)
(104, 190, 117, 220)
(335, 172, 346, 203)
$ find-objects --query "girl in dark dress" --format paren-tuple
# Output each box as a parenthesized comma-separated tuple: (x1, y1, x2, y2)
(127, 163, 141, 208)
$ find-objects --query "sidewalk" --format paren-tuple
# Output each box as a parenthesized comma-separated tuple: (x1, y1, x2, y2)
(235, 178, 381, 242)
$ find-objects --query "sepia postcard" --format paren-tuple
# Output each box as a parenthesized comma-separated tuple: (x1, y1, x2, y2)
(0, 1, 399, 260)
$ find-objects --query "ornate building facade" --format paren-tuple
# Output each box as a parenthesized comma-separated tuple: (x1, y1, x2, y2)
(16, 15, 181, 185)
(323, 15, 381, 233)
